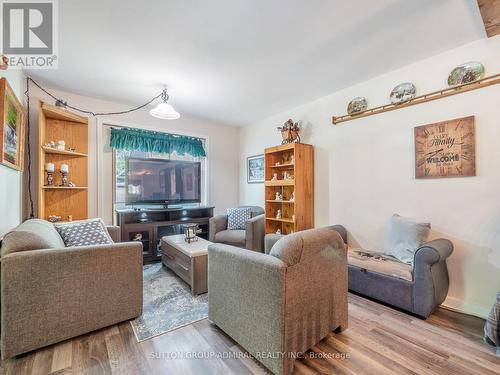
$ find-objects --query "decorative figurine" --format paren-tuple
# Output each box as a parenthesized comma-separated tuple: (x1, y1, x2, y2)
(48, 215, 62, 223)
(133, 233, 143, 241)
(277, 119, 301, 144)
(276, 229, 281, 235)
(290, 155, 295, 164)
(290, 191, 295, 202)
(275, 191, 282, 201)
(276, 209, 282, 219)
(46, 163, 55, 186)
(44, 141, 56, 148)
(68, 181, 76, 187)
(271, 173, 278, 181)
(56, 140, 66, 151)
(60, 164, 69, 186)
(275, 161, 280, 166)
(283, 171, 294, 180)
(67, 215, 73, 222)
(68, 147, 76, 153)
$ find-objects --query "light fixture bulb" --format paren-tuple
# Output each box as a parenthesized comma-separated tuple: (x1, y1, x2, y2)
(150, 89, 180, 120)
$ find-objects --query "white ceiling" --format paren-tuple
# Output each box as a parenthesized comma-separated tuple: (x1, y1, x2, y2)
(31, 0, 485, 126)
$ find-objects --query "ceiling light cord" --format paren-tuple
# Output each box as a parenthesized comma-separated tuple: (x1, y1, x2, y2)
(24, 77, 35, 218)
(26, 77, 166, 117)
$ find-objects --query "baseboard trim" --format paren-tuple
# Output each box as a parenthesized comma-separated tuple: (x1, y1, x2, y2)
(441, 297, 490, 319)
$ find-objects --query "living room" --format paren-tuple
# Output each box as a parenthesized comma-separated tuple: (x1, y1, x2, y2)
(0, 1, 499, 374)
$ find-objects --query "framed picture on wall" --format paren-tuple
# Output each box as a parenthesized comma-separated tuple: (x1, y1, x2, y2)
(0, 78, 26, 171)
(247, 154, 264, 183)
(414, 116, 475, 179)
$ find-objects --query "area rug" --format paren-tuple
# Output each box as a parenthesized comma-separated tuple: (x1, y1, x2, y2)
(130, 262, 208, 342)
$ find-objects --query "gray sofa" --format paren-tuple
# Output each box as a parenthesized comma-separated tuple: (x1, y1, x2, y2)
(209, 205, 265, 252)
(208, 226, 348, 375)
(334, 225, 453, 318)
(0, 219, 143, 359)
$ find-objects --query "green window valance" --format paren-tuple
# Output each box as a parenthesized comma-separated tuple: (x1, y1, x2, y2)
(110, 127, 206, 157)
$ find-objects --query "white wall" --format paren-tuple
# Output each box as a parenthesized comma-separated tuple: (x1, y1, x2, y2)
(26, 86, 240, 223)
(239, 36, 500, 318)
(0, 70, 24, 237)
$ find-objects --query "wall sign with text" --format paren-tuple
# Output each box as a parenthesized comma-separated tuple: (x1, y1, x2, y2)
(414, 116, 475, 179)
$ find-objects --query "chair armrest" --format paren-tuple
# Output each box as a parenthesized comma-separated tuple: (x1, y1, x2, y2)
(208, 243, 286, 365)
(0, 242, 143, 358)
(412, 239, 453, 317)
(245, 214, 264, 252)
(107, 225, 121, 242)
(209, 214, 227, 241)
(264, 233, 284, 254)
(414, 239, 453, 265)
(329, 225, 347, 244)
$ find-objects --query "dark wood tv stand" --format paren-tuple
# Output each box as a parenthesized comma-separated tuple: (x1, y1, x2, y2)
(116, 206, 214, 263)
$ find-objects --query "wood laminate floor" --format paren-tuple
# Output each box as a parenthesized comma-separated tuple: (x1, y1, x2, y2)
(1, 293, 499, 375)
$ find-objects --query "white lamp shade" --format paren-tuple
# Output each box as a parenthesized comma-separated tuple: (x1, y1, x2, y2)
(149, 102, 180, 120)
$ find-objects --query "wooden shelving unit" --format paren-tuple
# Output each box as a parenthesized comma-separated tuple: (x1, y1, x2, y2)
(38, 102, 89, 221)
(332, 74, 500, 125)
(264, 143, 313, 235)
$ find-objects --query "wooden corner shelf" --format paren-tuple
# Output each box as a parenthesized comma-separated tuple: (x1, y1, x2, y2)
(42, 146, 88, 157)
(38, 101, 89, 222)
(264, 143, 313, 235)
(332, 73, 500, 125)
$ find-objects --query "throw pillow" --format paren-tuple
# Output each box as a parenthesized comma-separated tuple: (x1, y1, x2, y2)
(227, 207, 252, 230)
(484, 292, 500, 355)
(383, 214, 430, 265)
(55, 218, 114, 247)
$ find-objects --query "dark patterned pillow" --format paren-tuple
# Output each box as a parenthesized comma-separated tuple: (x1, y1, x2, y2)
(54, 218, 114, 247)
(227, 207, 251, 230)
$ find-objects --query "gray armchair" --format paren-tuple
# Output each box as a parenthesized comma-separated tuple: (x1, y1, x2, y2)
(209, 206, 265, 252)
(208, 226, 348, 375)
(0, 219, 143, 359)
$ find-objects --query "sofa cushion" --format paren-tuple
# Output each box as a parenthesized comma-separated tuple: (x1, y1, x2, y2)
(214, 229, 246, 247)
(1, 219, 65, 256)
(54, 218, 113, 247)
(227, 207, 252, 230)
(383, 214, 430, 265)
(348, 247, 413, 282)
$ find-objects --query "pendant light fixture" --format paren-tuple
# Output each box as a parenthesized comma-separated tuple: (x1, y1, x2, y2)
(149, 89, 180, 120)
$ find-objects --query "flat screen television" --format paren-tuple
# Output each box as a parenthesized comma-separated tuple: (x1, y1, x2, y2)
(126, 158, 201, 205)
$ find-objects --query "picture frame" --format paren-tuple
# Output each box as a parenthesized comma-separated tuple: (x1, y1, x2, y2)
(247, 154, 264, 183)
(0, 78, 26, 171)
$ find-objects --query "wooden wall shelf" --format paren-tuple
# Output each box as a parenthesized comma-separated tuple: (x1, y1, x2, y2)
(42, 186, 88, 190)
(42, 146, 88, 157)
(38, 102, 89, 221)
(266, 217, 295, 224)
(332, 74, 500, 125)
(264, 143, 313, 235)
(265, 180, 295, 186)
